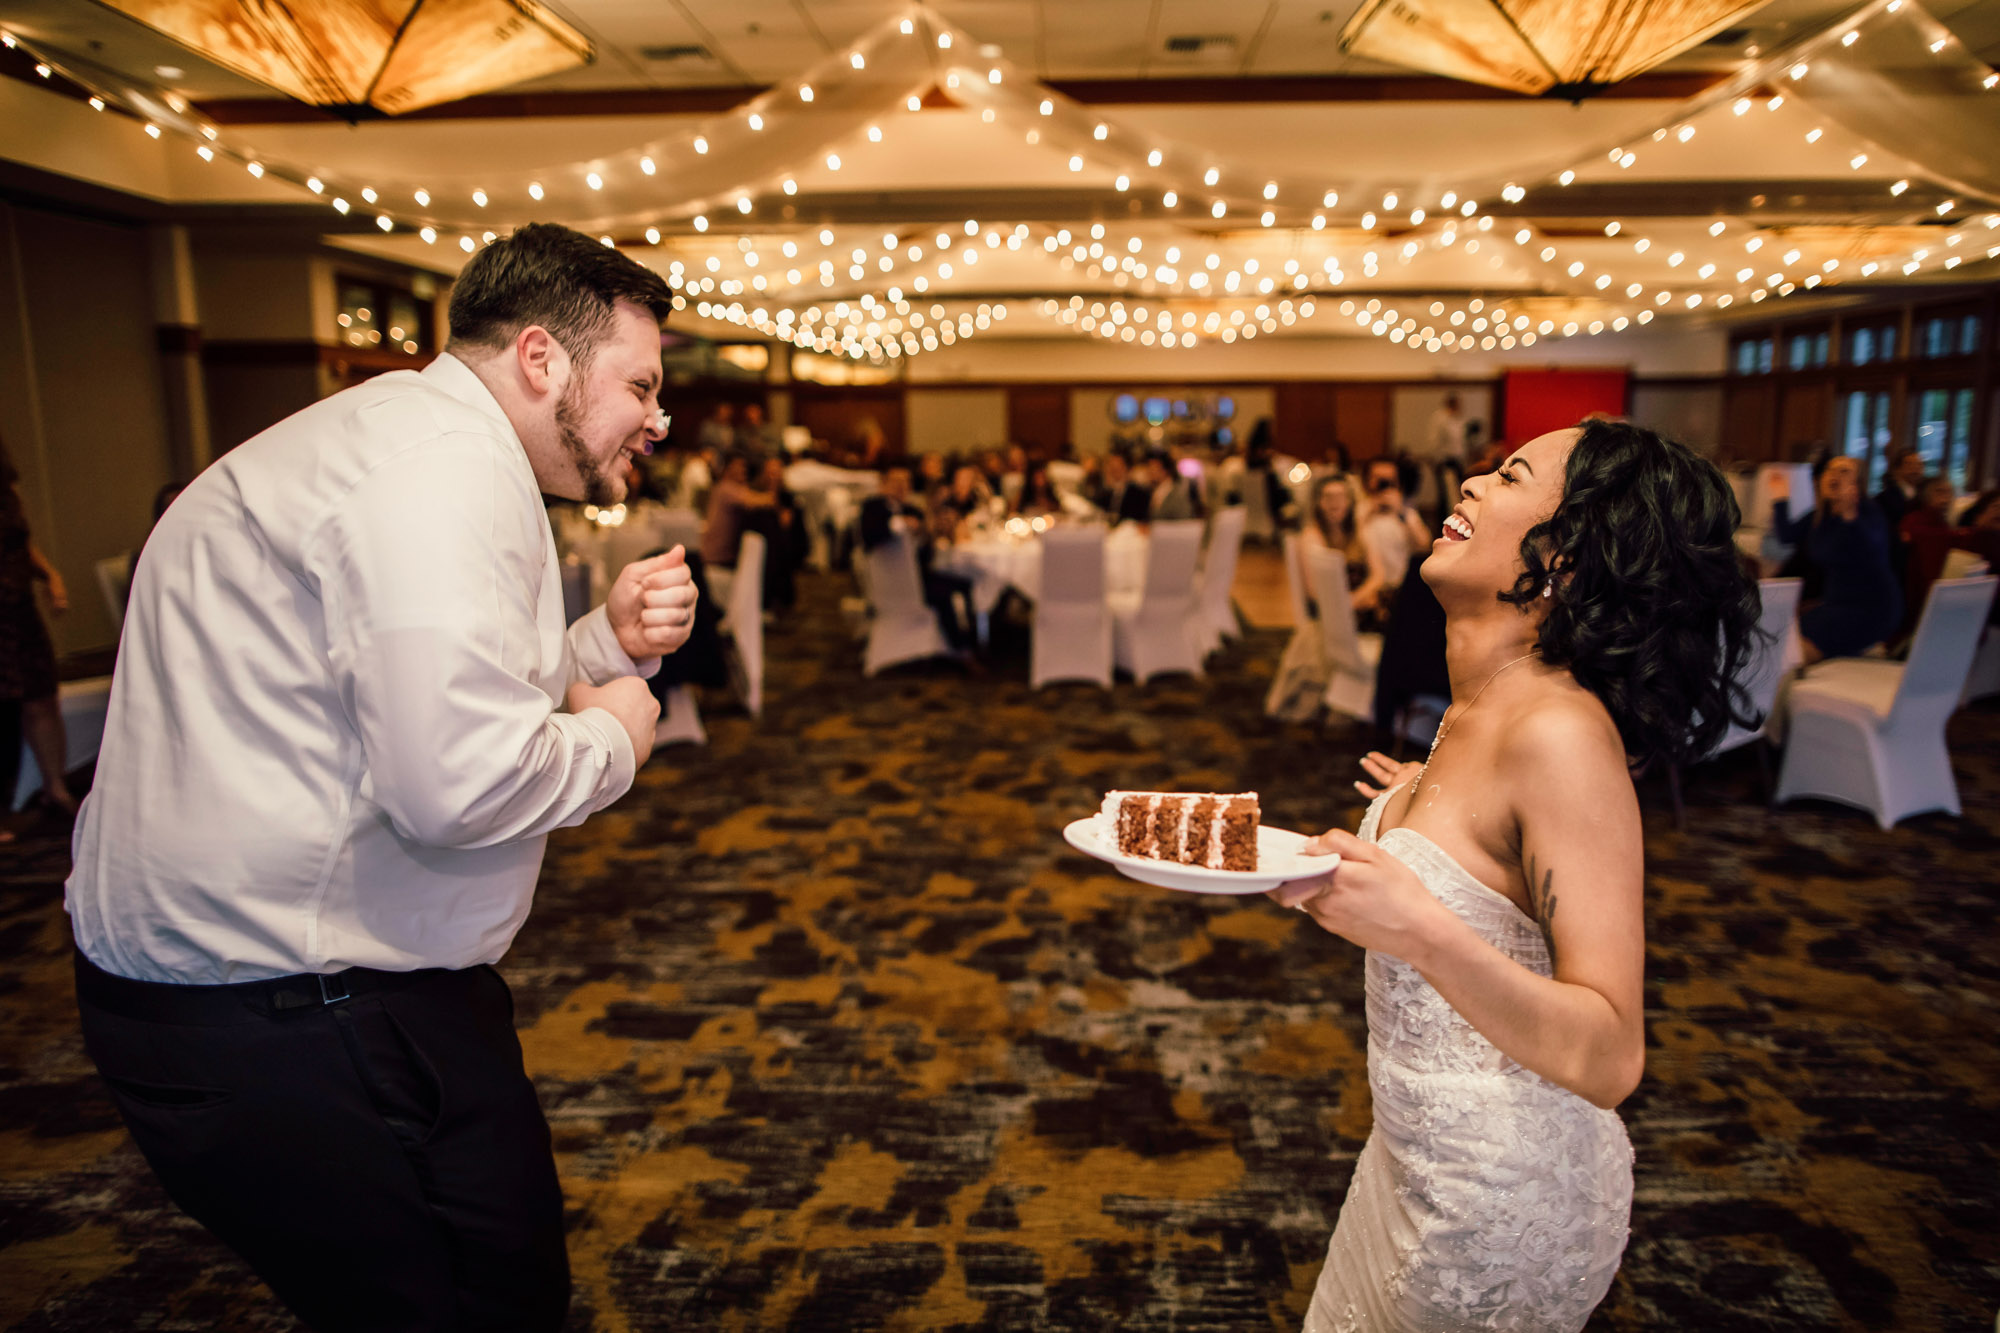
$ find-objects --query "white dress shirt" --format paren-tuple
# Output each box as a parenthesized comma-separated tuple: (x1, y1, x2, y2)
(67, 354, 656, 985)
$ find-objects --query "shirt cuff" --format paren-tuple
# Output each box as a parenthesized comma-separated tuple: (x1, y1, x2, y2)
(568, 602, 662, 683)
(573, 706, 638, 808)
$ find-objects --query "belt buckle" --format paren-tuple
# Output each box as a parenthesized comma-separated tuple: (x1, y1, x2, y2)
(317, 973, 352, 1007)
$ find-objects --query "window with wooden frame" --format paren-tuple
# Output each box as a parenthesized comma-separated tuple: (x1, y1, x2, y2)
(336, 275, 434, 356)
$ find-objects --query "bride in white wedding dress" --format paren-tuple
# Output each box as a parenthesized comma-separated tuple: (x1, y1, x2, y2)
(1273, 420, 1761, 1332)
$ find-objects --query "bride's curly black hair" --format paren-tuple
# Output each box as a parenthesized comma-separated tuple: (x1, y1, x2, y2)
(1499, 419, 1764, 770)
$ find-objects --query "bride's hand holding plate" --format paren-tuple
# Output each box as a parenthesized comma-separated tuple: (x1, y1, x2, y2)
(1267, 829, 1456, 966)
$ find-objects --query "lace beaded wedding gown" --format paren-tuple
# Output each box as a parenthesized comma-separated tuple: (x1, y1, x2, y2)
(1303, 789, 1633, 1333)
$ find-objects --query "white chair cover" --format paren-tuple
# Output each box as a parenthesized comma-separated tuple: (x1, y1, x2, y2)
(1032, 528, 1112, 690)
(1775, 575, 1998, 827)
(1708, 578, 1804, 757)
(1111, 520, 1205, 684)
(1242, 469, 1275, 542)
(1306, 545, 1383, 722)
(863, 534, 952, 677)
(1194, 507, 1247, 658)
(725, 531, 765, 718)
(652, 685, 707, 748)
(1265, 533, 1323, 719)
(95, 553, 133, 634)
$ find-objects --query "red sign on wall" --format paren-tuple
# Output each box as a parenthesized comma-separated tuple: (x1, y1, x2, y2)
(1501, 370, 1629, 447)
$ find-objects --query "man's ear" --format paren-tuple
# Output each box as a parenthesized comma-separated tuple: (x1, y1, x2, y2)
(514, 325, 570, 399)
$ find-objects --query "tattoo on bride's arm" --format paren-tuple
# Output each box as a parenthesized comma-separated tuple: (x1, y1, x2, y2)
(1525, 854, 1559, 971)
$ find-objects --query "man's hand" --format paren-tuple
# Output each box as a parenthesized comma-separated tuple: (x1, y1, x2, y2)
(567, 677, 659, 768)
(607, 546, 698, 661)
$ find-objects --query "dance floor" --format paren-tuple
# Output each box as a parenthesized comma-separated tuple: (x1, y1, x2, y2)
(2, 569, 1996, 1331)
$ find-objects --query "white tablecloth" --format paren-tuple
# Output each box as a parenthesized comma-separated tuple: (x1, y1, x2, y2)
(13, 675, 111, 811)
(938, 523, 1149, 614)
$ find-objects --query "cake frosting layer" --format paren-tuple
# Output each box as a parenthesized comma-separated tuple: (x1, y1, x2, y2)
(1102, 791, 1258, 871)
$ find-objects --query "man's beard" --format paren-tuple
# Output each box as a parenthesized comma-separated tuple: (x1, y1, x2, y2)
(555, 374, 624, 506)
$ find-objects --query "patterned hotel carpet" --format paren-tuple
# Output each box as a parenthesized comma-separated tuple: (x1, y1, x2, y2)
(2, 571, 1998, 1332)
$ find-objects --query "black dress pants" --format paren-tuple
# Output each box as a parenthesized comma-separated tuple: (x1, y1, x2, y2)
(73, 949, 569, 1332)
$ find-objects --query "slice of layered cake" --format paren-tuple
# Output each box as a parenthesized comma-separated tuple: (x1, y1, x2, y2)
(1101, 791, 1259, 871)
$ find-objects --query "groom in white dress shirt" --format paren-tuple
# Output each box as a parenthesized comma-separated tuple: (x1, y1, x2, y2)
(65, 224, 694, 1332)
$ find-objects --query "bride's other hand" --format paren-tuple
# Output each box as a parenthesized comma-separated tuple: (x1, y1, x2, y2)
(1355, 751, 1423, 800)
(1267, 830, 1457, 964)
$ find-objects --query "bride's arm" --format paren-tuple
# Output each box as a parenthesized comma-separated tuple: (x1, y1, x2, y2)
(1273, 705, 1646, 1109)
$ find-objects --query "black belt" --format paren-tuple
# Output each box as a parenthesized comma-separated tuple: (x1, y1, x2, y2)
(73, 946, 467, 1026)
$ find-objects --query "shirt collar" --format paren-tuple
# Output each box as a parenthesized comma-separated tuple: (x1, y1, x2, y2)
(421, 352, 520, 440)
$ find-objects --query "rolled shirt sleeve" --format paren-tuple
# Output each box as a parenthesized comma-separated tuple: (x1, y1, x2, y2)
(310, 438, 635, 850)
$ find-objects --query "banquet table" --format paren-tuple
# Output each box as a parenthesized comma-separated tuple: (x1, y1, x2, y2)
(784, 461, 879, 571)
(937, 521, 1150, 616)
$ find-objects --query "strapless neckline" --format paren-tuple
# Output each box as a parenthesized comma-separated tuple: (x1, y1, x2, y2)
(1367, 787, 1537, 929)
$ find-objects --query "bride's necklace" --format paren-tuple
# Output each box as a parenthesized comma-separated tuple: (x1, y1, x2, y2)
(1411, 651, 1539, 794)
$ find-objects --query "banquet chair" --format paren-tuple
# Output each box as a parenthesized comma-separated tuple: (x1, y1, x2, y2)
(1774, 575, 1997, 828)
(1032, 528, 1112, 690)
(1264, 533, 1324, 718)
(863, 534, 953, 676)
(1662, 578, 1802, 824)
(1940, 549, 2000, 703)
(723, 531, 765, 718)
(1111, 520, 1206, 684)
(1242, 470, 1276, 543)
(95, 553, 133, 633)
(1194, 506, 1247, 658)
(1307, 545, 1384, 723)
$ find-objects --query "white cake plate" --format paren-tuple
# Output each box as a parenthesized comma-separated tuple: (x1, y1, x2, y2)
(1061, 814, 1339, 896)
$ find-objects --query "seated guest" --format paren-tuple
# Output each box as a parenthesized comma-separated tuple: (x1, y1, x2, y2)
(1299, 473, 1390, 625)
(1772, 455, 1901, 662)
(1357, 458, 1432, 603)
(860, 465, 977, 656)
(931, 464, 991, 537)
(700, 453, 777, 576)
(696, 403, 735, 452)
(1147, 454, 1201, 522)
(914, 452, 948, 497)
(1015, 462, 1061, 518)
(999, 445, 1029, 509)
(1100, 453, 1150, 524)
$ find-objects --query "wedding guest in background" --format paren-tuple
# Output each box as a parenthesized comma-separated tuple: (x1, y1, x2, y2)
(1299, 473, 1390, 627)
(1014, 462, 1061, 519)
(1147, 453, 1200, 522)
(1895, 474, 1973, 636)
(860, 464, 977, 659)
(1772, 454, 1901, 662)
(1875, 447, 1925, 532)
(701, 453, 778, 588)
(65, 223, 694, 1331)
(932, 464, 991, 536)
(755, 455, 808, 613)
(1359, 457, 1433, 608)
(696, 403, 735, 452)
(735, 402, 780, 455)
(999, 445, 1029, 509)
(0, 433, 73, 839)
(1105, 454, 1152, 524)
(913, 452, 947, 498)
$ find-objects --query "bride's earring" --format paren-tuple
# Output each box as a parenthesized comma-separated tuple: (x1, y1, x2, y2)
(1542, 582, 1554, 599)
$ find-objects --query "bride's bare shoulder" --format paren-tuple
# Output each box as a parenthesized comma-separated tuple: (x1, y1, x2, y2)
(1500, 686, 1627, 780)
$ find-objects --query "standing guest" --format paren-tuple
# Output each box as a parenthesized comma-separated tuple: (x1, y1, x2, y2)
(755, 455, 808, 612)
(1358, 458, 1433, 603)
(701, 453, 778, 576)
(0, 434, 74, 840)
(65, 224, 697, 1333)
(1416, 392, 1470, 518)
(998, 444, 1030, 508)
(696, 402, 736, 452)
(736, 402, 779, 455)
(1282, 421, 1759, 1332)
(1771, 454, 1901, 662)
(860, 464, 977, 657)
(1874, 447, 1925, 533)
